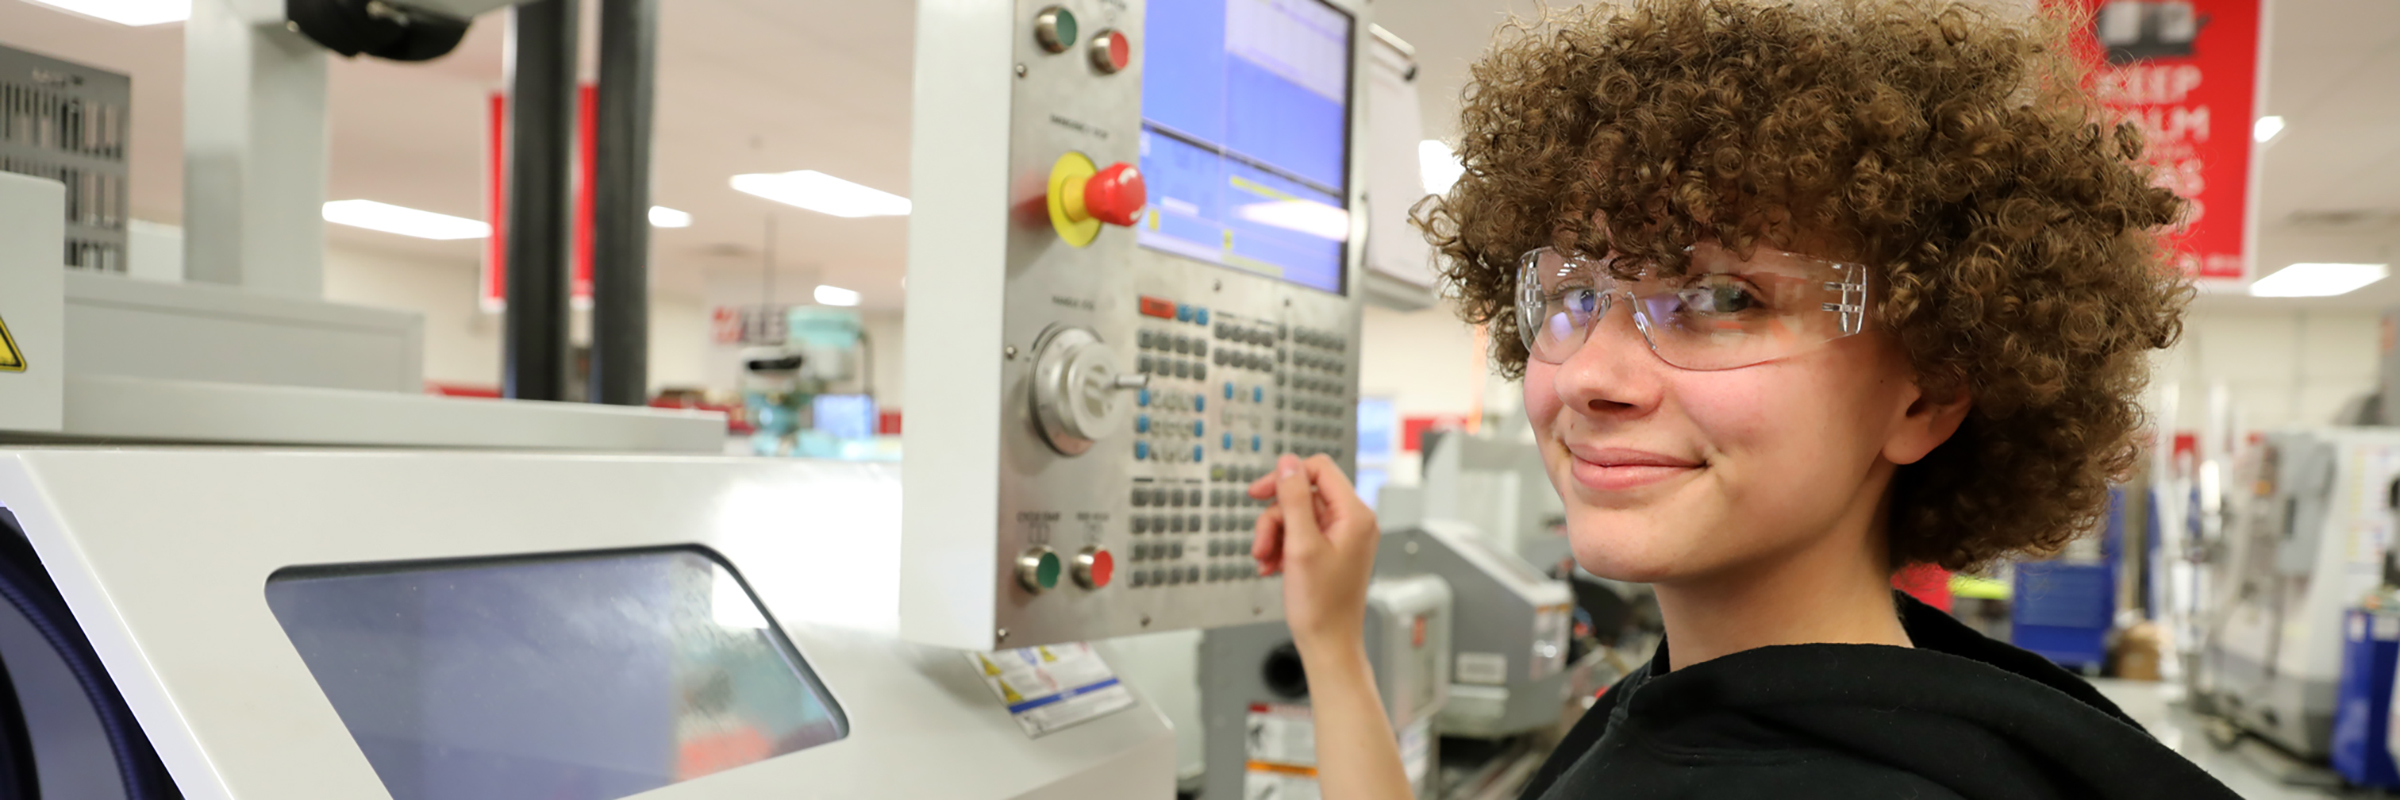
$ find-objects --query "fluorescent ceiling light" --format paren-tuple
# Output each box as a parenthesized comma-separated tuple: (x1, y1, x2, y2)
(1235, 200, 1351, 241)
(648, 206, 692, 228)
(321, 200, 490, 240)
(1419, 140, 1465, 195)
(2249, 262, 2388, 297)
(23, 0, 188, 26)
(2253, 115, 2285, 143)
(814, 284, 861, 307)
(730, 170, 911, 218)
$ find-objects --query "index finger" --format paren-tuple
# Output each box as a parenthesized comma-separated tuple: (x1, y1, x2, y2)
(1296, 454, 1364, 511)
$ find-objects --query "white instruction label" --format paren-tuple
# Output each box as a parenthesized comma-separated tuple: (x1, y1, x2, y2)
(1244, 703, 1319, 800)
(1399, 717, 1432, 788)
(965, 643, 1135, 738)
(1456, 651, 1508, 685)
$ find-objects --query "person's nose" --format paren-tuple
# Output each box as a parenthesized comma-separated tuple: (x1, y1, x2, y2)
(1551, 293, 1668, 420)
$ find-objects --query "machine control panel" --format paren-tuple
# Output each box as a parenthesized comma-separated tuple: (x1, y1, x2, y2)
(903, 0, 1369, 650)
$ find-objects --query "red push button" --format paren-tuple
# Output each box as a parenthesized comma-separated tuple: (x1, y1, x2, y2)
(1089, 29, 1130, 74)
(1082, 163, 1145, 227)
(1074, 546, 1114, 589)
(1139, 296, 1176, 319)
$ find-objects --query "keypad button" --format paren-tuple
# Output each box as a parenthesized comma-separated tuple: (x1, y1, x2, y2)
(1195, 307, 1211, 325)
(1132, 486, 1149, 506)
(1148, 487, 1167, 505)
(1223, 432, 1234, 450)
(1131, 516, 1149, 534)
(1135, 415, 1150, 434)
(1251, 435, 1262, 451)
(1169, 516, 1185, 533)
(1134, 441, 1150, 460)
(1173, 360, 1190, 378)
(1176, 304, 1193, 322)
(1186, 566, 1201, 583)
(1170, 541, 1184, 558)
(1193, 420, 1206, 436)
(1195, 341, 1208, 358)
(1192, 445, 1205, 462)
(1195, 363, 1207, 380)
(1137, 388, 1151, 407)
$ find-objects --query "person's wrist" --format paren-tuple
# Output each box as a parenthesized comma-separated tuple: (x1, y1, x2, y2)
(1291, 617, 1368, 665)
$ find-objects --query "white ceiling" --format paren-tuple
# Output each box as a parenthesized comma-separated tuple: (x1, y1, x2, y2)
(0, 0, 2392, 312)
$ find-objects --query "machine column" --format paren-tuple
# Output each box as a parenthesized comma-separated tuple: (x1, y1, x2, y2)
(503, 0, 579, 401)
(181, 0, 329, 298)
(588, 0, 659, 406)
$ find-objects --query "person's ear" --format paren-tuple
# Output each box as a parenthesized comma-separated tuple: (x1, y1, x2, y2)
(1885, 380, 1970, 466)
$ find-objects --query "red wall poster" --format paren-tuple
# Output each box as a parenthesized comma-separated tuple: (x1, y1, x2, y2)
(2079, 0, 2266, 282)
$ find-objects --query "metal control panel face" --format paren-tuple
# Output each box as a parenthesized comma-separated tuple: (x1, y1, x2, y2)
(901, 0, 1369, 650)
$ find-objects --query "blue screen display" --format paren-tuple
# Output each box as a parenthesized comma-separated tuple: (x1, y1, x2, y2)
(1140, 0, 1353, 295)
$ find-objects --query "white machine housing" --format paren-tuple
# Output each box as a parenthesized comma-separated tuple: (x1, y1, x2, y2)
(901, 0, 1373, 650)
(2201, 428, 2400, 758)
(0, 450, 1173, 799)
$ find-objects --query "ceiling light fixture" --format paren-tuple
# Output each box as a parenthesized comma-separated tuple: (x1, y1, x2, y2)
(2252, 115, 2285, 143)
(648, 206, 692, 228)
(1419, 140, 1465, 195)
(729, 170, 911, 218)
(813, 285, 862, 307)
(321, 200, 490, 240)
(23, 0, 188, 26)
(2248, 262, 2388, 297)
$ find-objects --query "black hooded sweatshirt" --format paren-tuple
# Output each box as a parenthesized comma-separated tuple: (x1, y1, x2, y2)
(1520, 593, 2241, 799)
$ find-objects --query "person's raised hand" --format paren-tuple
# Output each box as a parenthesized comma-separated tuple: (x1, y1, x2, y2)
(1249, 453, 1380, 652)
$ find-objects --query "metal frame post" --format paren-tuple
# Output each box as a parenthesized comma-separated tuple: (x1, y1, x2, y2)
(588, 0, 659, 406)
(502, 0, 578, 401)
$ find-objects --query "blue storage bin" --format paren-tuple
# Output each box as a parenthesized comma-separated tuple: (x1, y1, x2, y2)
(2332, 607, 2400, 789)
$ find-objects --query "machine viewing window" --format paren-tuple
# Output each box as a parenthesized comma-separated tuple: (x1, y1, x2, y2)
(1140, 0, 1355, 295)
(265, 548, 847, 800)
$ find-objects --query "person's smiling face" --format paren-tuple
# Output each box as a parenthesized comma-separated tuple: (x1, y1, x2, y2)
(1521, 251, 1930, 584)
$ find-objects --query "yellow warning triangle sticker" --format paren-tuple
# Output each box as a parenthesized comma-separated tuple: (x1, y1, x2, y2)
(978, 655, 1002, 676)
(0, 312, 23, 373)
(997, 679, 1024, 704)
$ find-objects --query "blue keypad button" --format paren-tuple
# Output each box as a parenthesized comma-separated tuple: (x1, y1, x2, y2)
(1251, 435, 1262, 452)
(1135, 441, 1151, 460)
(1138, 388, 1151, 407)
(1192, 445, 1205, 462)
(1193, 420, 1205, 436)
(1194, 307, 1211, 325)
(1176, 304, 1193, 322)
(1136, 415, 1150, 433)
(1193, 395, 1206, 412)
(1252, 386, 1263, 403)
(1223, 382, 1235, 399)
(1223, 433, 1234, 450)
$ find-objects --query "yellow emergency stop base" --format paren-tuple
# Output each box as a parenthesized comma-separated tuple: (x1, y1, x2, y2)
(1047, 151, 1101, 248)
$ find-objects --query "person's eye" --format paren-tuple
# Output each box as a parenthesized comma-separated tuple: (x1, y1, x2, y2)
(1674, 275, 1766, 315)
(1562, 286, 1602, 319)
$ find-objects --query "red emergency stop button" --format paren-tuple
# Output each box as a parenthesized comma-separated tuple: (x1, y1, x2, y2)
(1074, 546, 1114, 589)
(1089, 29, 1130, 74)
(1082, 163, 1145, 227)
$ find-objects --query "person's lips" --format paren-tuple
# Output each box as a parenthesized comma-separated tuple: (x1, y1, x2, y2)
(1565, 445, 1702, 492)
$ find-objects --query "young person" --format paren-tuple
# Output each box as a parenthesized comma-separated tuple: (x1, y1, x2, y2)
(1244, 1, 2241, 797)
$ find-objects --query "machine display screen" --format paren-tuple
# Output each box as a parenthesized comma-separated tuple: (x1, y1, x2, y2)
(1140, 0, 1355, 295)
(266, 548, 846, 800)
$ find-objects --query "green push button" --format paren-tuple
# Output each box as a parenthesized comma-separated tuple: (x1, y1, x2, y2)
(1035, 6, 1078, 54)
(1036, 550, 1062, 589)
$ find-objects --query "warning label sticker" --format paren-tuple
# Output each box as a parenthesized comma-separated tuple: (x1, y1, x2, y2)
(965, 643, 1135, 738)
(0, 312, 23, 372)
(1245, 703, 1318, 800)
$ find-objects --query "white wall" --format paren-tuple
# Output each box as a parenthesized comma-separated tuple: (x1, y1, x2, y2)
(1358, 302, 1499, 421)
(324, 244, 713, 395)
(322, 246, 500, 387)
(2153, 307, 2383, 435)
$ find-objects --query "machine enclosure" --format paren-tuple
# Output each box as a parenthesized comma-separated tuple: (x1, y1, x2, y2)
(2204, 428, 2400, 758)
(0, 173, 64, 433)
(0, 450, 1175, 800)
(1377, 521, 1576, 738)
(1198, 574, 1451, 799)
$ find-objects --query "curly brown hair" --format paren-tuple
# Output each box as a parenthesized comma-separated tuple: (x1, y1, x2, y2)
(1415, 0, 2190, 570)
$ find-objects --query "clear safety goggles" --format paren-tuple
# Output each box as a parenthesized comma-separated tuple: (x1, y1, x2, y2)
(1517, 243, 1870, 371)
